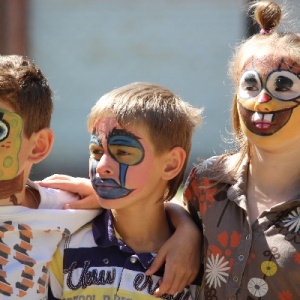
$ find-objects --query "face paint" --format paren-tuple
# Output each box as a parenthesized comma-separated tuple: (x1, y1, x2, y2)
(237, 56, 300, 147)
(0, 108, 23, 180)
(89, 125, 145, 200)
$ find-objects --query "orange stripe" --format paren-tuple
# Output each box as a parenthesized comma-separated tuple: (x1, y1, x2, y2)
(24, 266, 35, 276)
(19, 240, 32, 251)
(0, 257, 8, 266)
(18, 290, 27, 297)
(14, 252, 36, 265)
(0, 243, 11, 255)
(0, 281, 13, 295)
(20, 278, 34, 288)
(19, 230, 33, 239)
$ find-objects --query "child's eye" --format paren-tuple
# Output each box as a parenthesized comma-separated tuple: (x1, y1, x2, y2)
(0, 120, 9, 142)
(109, 145, 143, 166)
(89, 146, 104, 161)
(275, 76, 292, 92)
(238, 70, 262, 99)
(266, 70, 300, 101)
(116, 149, 131, 156)
(245, 85, 259, 91)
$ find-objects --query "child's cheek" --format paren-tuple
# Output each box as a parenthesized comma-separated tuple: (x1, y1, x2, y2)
(0, 109, 23, 180)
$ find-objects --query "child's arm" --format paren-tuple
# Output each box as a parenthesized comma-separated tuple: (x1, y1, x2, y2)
(146, 201, 202, 296)
(39, 176, 202, 296)
(38, 175, 101, 209)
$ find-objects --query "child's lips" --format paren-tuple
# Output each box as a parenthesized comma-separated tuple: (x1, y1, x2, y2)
(92, 178, 133, 199)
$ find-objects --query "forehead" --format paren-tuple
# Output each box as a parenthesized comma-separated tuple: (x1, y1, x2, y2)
(242, 54, 300, 77)
(93, 117, 150, 141)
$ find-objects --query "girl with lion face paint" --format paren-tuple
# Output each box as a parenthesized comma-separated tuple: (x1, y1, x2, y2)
(183, 1, 300, 299)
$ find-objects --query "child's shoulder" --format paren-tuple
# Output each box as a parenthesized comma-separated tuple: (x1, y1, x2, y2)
(191, 152, 242, 180)
(29, 179, 79, 209)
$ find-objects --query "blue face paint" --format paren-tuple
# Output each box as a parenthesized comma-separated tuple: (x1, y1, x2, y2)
(89, 128, 144, 200)
(91, 159, 133, 199)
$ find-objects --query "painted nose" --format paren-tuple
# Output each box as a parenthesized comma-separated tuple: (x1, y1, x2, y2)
(257, 92, 272, 103)
(96, 154, 114, 176)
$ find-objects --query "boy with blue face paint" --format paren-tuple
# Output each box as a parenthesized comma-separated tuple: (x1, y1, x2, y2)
(48, 82, 203, 299)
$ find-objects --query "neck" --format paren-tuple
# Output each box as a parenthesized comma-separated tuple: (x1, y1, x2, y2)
(0, 172, 24, 205)
(249, 146, 300, 199)
(112, 203, 172, 253)
(0, 173, 40, 208)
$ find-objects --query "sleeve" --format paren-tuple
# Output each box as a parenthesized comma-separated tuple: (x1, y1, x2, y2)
(48, 239, 65, 299)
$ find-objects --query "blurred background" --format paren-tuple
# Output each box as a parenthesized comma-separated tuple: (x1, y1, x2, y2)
(1, 0, 299, 181)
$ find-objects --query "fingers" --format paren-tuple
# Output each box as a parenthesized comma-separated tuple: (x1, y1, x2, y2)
(145, 248, 167, 276)
(64, 196, 101, 210)
(150, 256, 195, 296)
(38, 175, 102, 209)
(39, 176, 92, 195)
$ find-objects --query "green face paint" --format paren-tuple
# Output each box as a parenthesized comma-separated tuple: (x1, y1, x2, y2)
(0, 108, 23, 180)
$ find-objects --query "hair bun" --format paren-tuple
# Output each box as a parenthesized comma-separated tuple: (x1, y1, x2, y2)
(252, 1, 282, 33)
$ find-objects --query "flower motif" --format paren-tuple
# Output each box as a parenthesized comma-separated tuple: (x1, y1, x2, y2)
(205, 253, 230, 289)
(197, 177, 217, 215)
(294, 252, 300, 264)
(248, 277, 268, 297)
(278, 290, 292, 300)
(282, 207, 300, 233)
(261, 260, 277, 276)
(208, 230, 242, 270)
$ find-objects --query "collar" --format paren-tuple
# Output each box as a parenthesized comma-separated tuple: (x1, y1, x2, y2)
(92, 210, 158, 269)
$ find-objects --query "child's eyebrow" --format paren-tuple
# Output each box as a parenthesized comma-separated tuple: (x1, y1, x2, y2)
(90, 133, 101, 145)
(107, 127, 141, 141)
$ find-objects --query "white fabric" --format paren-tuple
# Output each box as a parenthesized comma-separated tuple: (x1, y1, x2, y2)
(0, 180, 100, 299)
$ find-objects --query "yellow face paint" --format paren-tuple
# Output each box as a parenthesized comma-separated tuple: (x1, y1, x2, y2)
(0, 108, 23, 180)
(237, 55, 300, 149)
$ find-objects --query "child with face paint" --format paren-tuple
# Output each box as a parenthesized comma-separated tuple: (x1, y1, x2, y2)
(48, 82, 203, 299)
(0, 55, 100, 299)
(184, 1, 300, 299)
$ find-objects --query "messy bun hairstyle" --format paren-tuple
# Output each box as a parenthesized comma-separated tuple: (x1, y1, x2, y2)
(253, 1, 282, 33)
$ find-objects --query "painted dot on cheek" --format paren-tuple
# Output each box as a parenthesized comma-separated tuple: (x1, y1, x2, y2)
(3, 156, 13, 168)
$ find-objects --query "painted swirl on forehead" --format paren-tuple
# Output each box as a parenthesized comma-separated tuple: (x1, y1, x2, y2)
(242, 56, 300, 74)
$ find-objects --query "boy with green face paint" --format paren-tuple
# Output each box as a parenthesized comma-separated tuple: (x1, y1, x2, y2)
(0, 55, 99, 299)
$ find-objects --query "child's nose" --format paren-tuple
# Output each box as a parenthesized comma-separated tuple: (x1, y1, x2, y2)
(257, 92, 272, 103)
(96, 153, 114, 176)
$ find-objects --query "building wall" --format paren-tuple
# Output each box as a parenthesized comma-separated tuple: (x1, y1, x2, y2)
(28, 0, 249, 179)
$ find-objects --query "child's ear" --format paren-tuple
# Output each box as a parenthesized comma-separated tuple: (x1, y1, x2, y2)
(29, 128, 54, 163)
(162, 147, 186, 180)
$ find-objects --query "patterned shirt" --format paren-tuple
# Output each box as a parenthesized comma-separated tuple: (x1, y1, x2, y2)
(0, 180, 99, 300)
(49, 209, 202, 300)
(184, 153, 300, 300)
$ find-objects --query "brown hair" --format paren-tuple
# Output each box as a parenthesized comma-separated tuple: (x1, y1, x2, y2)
(0, 55, 53, 137)
(224, 1, 300, 171)
(88, 82, 202, 201)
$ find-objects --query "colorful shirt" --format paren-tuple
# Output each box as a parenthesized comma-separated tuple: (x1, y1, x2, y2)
(49, 209, 202, 300)
(184, 153, 300, 300)
(0, 180, 99, 300)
